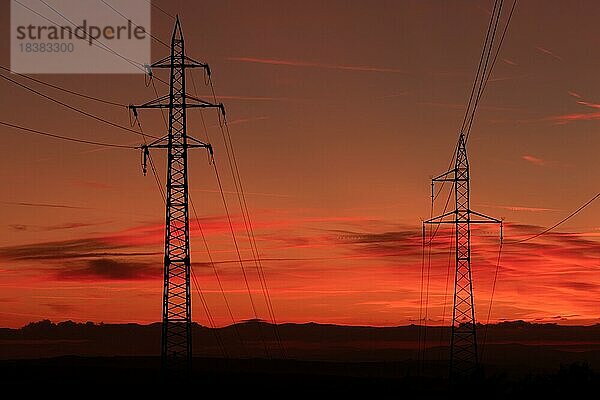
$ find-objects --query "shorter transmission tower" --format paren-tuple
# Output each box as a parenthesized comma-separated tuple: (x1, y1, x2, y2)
(424, 132, 502, 378)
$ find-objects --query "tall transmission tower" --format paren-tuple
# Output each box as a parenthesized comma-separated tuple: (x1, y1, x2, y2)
(130, 16, 224, 371)
(424, 132, 502, 378)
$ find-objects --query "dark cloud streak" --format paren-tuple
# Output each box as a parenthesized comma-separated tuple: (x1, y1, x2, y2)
(56, 258, 160, 281)
(1, 201, 88, 210)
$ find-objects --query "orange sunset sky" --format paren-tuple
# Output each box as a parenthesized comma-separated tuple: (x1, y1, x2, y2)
(1, 0, 599, 329)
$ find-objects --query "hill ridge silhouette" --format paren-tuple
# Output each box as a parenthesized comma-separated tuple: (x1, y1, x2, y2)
(2, 319, 600, 365)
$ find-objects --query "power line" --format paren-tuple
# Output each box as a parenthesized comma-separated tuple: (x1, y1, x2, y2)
(465, 0, 517, 142)
(131, 115, 165, 201)
(418, 183, 437, 372)
(437, 224, 454, 354)
(508, 192, 600, 244)
(37, 0, 146, 72)
(480, 240, 503, 360)
(184, 84, 247, 354)
(189, 195, 248, 357)
(211, 157, 272, 359)
(191, 68, 283, 356)
(143, 0, 176, 20)
(222, 119, 287, 356)
(98, 0, 170, 48)
(190, 265, 228, 358)
(13, 0, 145, 73)
(419, 179, 454, 368)
(151, 78, 170, 129)
(0, 65, 125, 107)
(0, 120, 134, 148)
(461, 0, 501, 133)
(207, 75, 287, 357)
(0, 71, 158, 139)
(16, 0, 173, 90)
(418, 225, 426, 368)
(464, 0, 504, 139)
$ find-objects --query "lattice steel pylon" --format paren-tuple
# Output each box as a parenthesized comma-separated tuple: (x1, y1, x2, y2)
(424, 132, 502, 378)
(130, 16, 224, 371)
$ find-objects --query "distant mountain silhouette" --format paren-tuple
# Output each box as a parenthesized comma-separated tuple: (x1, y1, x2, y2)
(1, 320, 599, 372)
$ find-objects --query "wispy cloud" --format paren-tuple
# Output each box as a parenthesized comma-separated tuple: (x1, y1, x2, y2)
(480, 204, 559, 212)
(553, 112, 600, 123)
(576, 100, 600, 109)
(501, 58, 517, 66)
(475, 3, 492, 16)
(551, 110, 600, 123)
(418, 101, 520, 112)
(227, 56, 405, 74)
(198, 94, 299, 102)
(522, 154, 546, 166)
(191, 187, 290, 198)
(42, 222, 101, 231)
(44, 303, 78, 313)
(546, 94, 600, 124)
(1, 201, 88, 210)
(418, 101, 463, 110)
(0, 214, 373, 262)
(488, 74, 529, 83)
(375, 92, 409, 100)
(0, 238, 158, 261)
(535, 46, 563, 61)
(499, 205, 554, 212)
(9, 222, 104, 232)
(70, 180, 113, 190)
(0, 237, 161, 282)
(224, 116, 270, 125)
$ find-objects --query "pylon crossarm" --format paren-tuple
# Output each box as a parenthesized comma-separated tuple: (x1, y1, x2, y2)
(185, 95, 224, 111)
(188, 136, 212, 150)
(151, 55, 210, 71)
(469, 209, 502, 224)
(432, 168, 456, 182)
(184, 55, 211, 71)
(140, 137, 211, 152)
(134, 136, 169, 150)
(148, 55, 171, 68)
(424, 209, 456, 224)
(129, 95, 170, 109)
(148, 135, 169, 148)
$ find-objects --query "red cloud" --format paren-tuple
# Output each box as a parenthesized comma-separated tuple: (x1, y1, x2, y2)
(521, 155, 546, 166)
(535, 46, 563, 61)
(3, 217, 600, 327)
(576, 100, 600, 109)
(501, 58, 517, 66)
(549, 111, 600, 124)
(482, 204, 558, 212)
(545, 93, 600, 124)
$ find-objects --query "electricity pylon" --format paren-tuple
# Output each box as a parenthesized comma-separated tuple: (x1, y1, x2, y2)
(424, 132, 502, 378)
(130, 16, 224, 371)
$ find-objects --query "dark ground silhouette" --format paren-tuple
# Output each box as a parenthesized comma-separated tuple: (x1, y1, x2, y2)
(1, 320, 599, 393)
